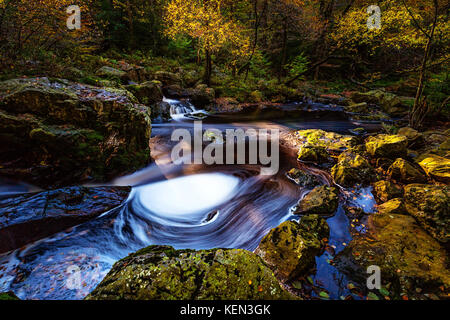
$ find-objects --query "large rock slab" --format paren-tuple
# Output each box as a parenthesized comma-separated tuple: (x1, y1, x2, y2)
(334, 211, 450, 299)
(0, 78, 152, 187)
(0, 186, 130, 253)
(404, 184, 449, 244)
(86, 246, 294, 300)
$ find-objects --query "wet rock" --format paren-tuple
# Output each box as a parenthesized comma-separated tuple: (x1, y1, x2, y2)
(387, 158, 428, 184)
(404, 184, 449, 244)
(0, 78, 152, 187)
(331, 151, 375, 187)
(0, 186, 130, 253)
(343, 205, 365, 219)
(286, 168, 322, 188)
(255, 215, 329, 281)
(345, 102, 369, 113)
(188, 84, 215, 107)
(418, 154, 450, 183)
(292, 129, 357, 153)
(377, 198, 406, 215)
(297, 145, 329, 163)
(372, 180, 403, 203)
(375, 158, 395, 171)
(397, 127, 424, 149)
(334, 211, 450, 299)
(87, 246, 295, 300)
(96, 66, 127, 80)
(125, 81, 163, 106)
(293, 185, 339, 216)
(154, 71, 182, 86)
(151, 101, 172, 123)
(365, 134, 408, 159)
(350, 90, 407, 116)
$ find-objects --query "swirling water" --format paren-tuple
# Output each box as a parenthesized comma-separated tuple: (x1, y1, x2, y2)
(0, 108, 377, 300)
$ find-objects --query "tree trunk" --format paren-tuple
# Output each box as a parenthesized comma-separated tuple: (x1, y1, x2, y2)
(204, 49, 212, 86)
(409, 0, 439, 129)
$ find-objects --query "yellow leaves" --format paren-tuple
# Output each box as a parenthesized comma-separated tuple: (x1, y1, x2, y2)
(163, 0, 250, 61)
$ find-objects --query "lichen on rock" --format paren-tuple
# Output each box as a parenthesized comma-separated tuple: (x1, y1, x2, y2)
(86, 246, 295, 300)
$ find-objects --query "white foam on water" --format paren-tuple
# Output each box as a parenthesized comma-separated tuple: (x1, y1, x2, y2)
(136, 173, 240, 216)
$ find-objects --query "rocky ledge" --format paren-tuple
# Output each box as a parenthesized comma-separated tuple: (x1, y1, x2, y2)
(0, 77, 152, 188)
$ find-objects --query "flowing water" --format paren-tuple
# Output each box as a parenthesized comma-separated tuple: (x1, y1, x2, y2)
(0, 100, 377, 300)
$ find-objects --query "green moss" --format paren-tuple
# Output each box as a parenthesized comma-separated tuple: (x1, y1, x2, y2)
(87, 246, 295, 300)
(293, 185, 339, 216)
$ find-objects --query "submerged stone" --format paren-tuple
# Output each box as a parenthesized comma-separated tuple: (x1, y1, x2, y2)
(86, 246, 295, 300)
(293, 185, 339, 216)
(334, 211, 450, 299)
(377, 198, 406, 215)
(0, 186, 130, 254)
(404, 184, 450, 244)
(372, 180, 403, 203)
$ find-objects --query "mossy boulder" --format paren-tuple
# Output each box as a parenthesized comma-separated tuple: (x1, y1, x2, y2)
(0, 77, 152, 187)
(86, 246, 294, 300)
(365, 134, 408, 159)
(373, 180, 403, 203)
(418, 154, 450, 184)
(293, 185, 339, 216)
(187, 84, 216, 107)
(125, 81, 163, 106)
(297, 145, 329, 163)
(350, 90, 406, 116)
(96, 66, 127, 80)
(345, 102, 369, 113)
(154, 71, 182, 86)
(397, 127, 424, 149)
(377, 198, 406, 215)
(255, 215, 329, 281)
(387, 158, 428, 184)
(334, 211, 450, 299)
(291, 129, 357, 153)
(331, 151, 375, 187)
(404, 184, 450, 244)
(286, 168, 322, 188)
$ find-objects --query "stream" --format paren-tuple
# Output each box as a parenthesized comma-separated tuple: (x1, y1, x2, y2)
(0, 100, 377, 300)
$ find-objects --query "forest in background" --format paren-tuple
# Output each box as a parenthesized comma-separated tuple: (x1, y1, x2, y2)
(0, 0, 448, 128)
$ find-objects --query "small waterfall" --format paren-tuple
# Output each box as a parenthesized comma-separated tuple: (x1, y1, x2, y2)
(163, 97, 208, 121)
